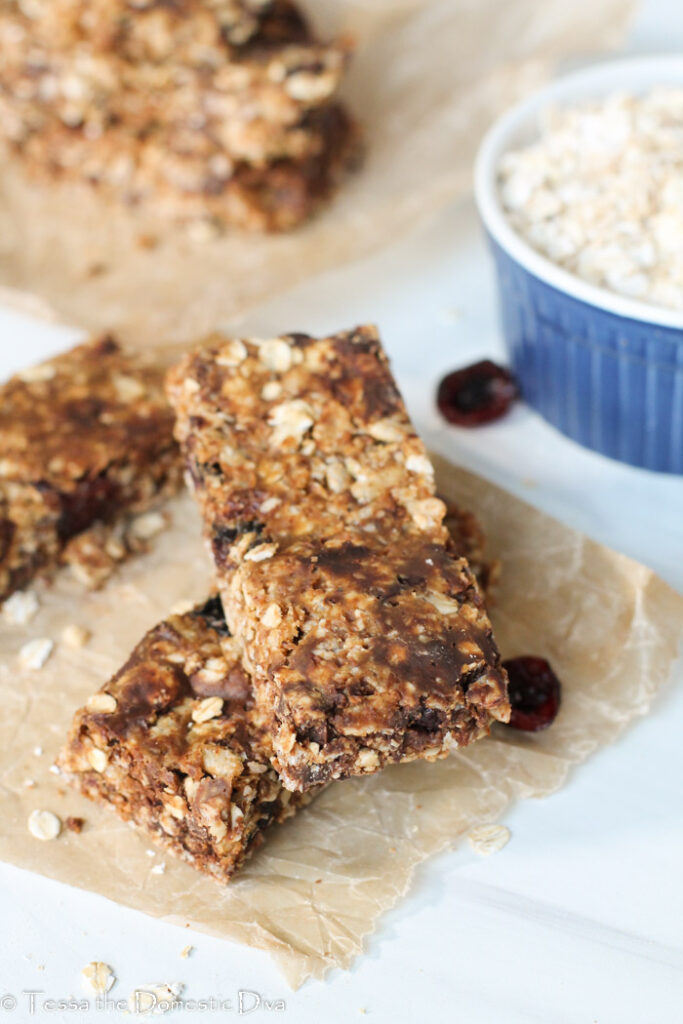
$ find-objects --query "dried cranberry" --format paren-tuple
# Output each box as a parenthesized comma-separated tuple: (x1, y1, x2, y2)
(502, 655, 561, 732)
(437, 360, 518, 426)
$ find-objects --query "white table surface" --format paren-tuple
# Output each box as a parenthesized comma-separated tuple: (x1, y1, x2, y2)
(1, 3, 682, 1022)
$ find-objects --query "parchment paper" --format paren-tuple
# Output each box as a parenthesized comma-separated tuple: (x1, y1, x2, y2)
(0, 0, 633, 343)
(0, 458, 680, 988)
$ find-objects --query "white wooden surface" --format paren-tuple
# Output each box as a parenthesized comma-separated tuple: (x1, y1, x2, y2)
(0, 2, 681, 1020)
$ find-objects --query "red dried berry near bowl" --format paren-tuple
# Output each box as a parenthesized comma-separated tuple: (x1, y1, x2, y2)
(502, 655, 561, 732)
(437, 359, 519, 426)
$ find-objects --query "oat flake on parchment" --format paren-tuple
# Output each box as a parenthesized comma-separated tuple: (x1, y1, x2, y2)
(19, 637, 53, 670)
(27, 809, 61, 841)
(3, 590, 39, 625)
(62, 624, 91, 649)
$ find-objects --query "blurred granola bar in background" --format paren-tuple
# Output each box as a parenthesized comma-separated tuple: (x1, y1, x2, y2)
(0, 0, 361, 230)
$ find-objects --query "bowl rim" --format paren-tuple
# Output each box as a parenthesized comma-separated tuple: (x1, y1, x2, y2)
(474, 54, 683, 332)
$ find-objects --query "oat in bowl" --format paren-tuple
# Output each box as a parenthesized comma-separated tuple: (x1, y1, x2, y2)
(475, 57, 683, 474)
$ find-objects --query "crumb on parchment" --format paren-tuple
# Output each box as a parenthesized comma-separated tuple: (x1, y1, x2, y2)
(62, 624, 92, 649)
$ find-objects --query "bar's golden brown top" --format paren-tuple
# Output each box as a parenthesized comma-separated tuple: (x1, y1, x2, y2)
(167, 327, 445, 545)
(0, 335, 175, 488)
(167, 327, 509, 789)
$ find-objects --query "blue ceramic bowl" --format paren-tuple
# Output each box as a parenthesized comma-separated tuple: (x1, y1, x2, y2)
(475, 57, 683, 475)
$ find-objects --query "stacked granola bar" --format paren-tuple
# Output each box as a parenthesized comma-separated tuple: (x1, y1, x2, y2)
(166, 327, 509, 790)
(59, 498, 499, 881)
(0, 0, 359, 230)
(57, 325, 509, 880)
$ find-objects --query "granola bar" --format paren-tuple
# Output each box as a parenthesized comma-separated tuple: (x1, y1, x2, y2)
(0, 11, 351, 162)
(0, 336, 181, 602)
(57, 498, 489, 879)
(58, 596, 309, 882)
(11, 104, 359, 233)
(0, 0, 358, 230)
(167, 327, 510, 791)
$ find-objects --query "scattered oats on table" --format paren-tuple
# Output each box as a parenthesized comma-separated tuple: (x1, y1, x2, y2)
(81, 961, 116, 996)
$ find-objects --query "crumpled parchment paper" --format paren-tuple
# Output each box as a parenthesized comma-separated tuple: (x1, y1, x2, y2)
(0, 458, 680, 988)
(0, 0, 633, 343)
